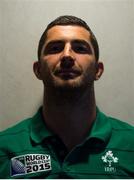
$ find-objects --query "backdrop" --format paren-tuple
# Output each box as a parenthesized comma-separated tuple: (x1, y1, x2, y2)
(0, 0, 134, 131)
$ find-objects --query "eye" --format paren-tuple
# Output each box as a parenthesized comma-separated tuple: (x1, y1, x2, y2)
(73, 44, 88, 53)
(72, 41, 92, 54)
(44, 41, 64, 55)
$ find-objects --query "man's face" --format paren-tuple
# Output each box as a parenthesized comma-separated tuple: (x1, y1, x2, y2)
(36, 25, 100, 90)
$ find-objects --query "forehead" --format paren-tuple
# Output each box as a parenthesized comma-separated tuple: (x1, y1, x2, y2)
(45, 25, 91, 44)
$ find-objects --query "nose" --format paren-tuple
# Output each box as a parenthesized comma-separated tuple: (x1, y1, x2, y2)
(60, 56, 74, 69)
(60, 43, 75, 69)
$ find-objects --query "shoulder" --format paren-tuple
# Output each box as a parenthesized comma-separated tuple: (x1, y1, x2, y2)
(98, 109, 134, 135)
(0, 117, 31, 136)
(107, 115, 134, 150)
(0, 118, 32, 155)
(108, 116, 134, 131)
(0, 118, 33, 178)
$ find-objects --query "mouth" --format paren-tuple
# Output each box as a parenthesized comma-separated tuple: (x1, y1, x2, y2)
(54, 69, 82, 80)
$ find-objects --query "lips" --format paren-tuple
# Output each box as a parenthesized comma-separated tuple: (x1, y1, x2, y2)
(54, 69, 81, 80)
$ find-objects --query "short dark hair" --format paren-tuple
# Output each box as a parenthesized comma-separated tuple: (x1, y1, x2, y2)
(38, 15, 99, 61)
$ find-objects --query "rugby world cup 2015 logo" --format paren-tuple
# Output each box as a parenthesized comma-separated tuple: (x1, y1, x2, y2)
(11, 157, 25, 175)
(11, 154, 51, 177)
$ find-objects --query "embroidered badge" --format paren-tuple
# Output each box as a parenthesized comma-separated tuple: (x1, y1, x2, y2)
(101, 150, 118, 172)
(11, 154, 51, 177)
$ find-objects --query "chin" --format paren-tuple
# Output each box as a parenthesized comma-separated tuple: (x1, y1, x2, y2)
(45, 73, 92, 91)
(53, 76, 86, 90)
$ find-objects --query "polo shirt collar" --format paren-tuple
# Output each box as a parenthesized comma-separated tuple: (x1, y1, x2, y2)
(30, 107, 112, 145)
(86, 108, 112, 145)
(30, 107, 54, 143)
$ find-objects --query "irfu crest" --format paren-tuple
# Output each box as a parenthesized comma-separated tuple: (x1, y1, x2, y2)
(102, 150, 118, 167)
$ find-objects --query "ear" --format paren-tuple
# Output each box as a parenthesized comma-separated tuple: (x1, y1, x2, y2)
(95, 61, 104, 80)
(33, 61, 42, 80)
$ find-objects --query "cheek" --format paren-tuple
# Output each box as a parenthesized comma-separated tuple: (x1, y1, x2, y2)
(41, 55, 60, 70)
(76, 55, 96, 70)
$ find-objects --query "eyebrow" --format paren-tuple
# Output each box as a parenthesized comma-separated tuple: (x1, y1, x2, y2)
(44, 40, 64, 47)
(72, 39, 92, 48)
(45, 39, 92, 47)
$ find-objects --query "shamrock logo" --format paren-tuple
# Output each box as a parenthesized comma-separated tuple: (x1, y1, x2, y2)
(102, 150, 118, 167)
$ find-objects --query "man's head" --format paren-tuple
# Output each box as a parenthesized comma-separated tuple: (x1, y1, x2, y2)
(34, 15, 103, 91)
(38, 15, 99, 62)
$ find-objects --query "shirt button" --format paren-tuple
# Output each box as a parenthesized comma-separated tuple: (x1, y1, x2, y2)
(51, 138, 57, 143)
(59, 150, 66, 157)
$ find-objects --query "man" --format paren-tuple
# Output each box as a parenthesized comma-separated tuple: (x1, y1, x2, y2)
(0, 15, 134, 178)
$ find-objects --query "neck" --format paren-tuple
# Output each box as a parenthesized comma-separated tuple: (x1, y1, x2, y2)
(42, 85, 96, 151)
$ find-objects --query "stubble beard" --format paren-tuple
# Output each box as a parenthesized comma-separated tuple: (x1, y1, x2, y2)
(43, 65, 96, 103)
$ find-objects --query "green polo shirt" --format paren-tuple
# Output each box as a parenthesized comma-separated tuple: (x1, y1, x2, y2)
(0, 107, 134, 179)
